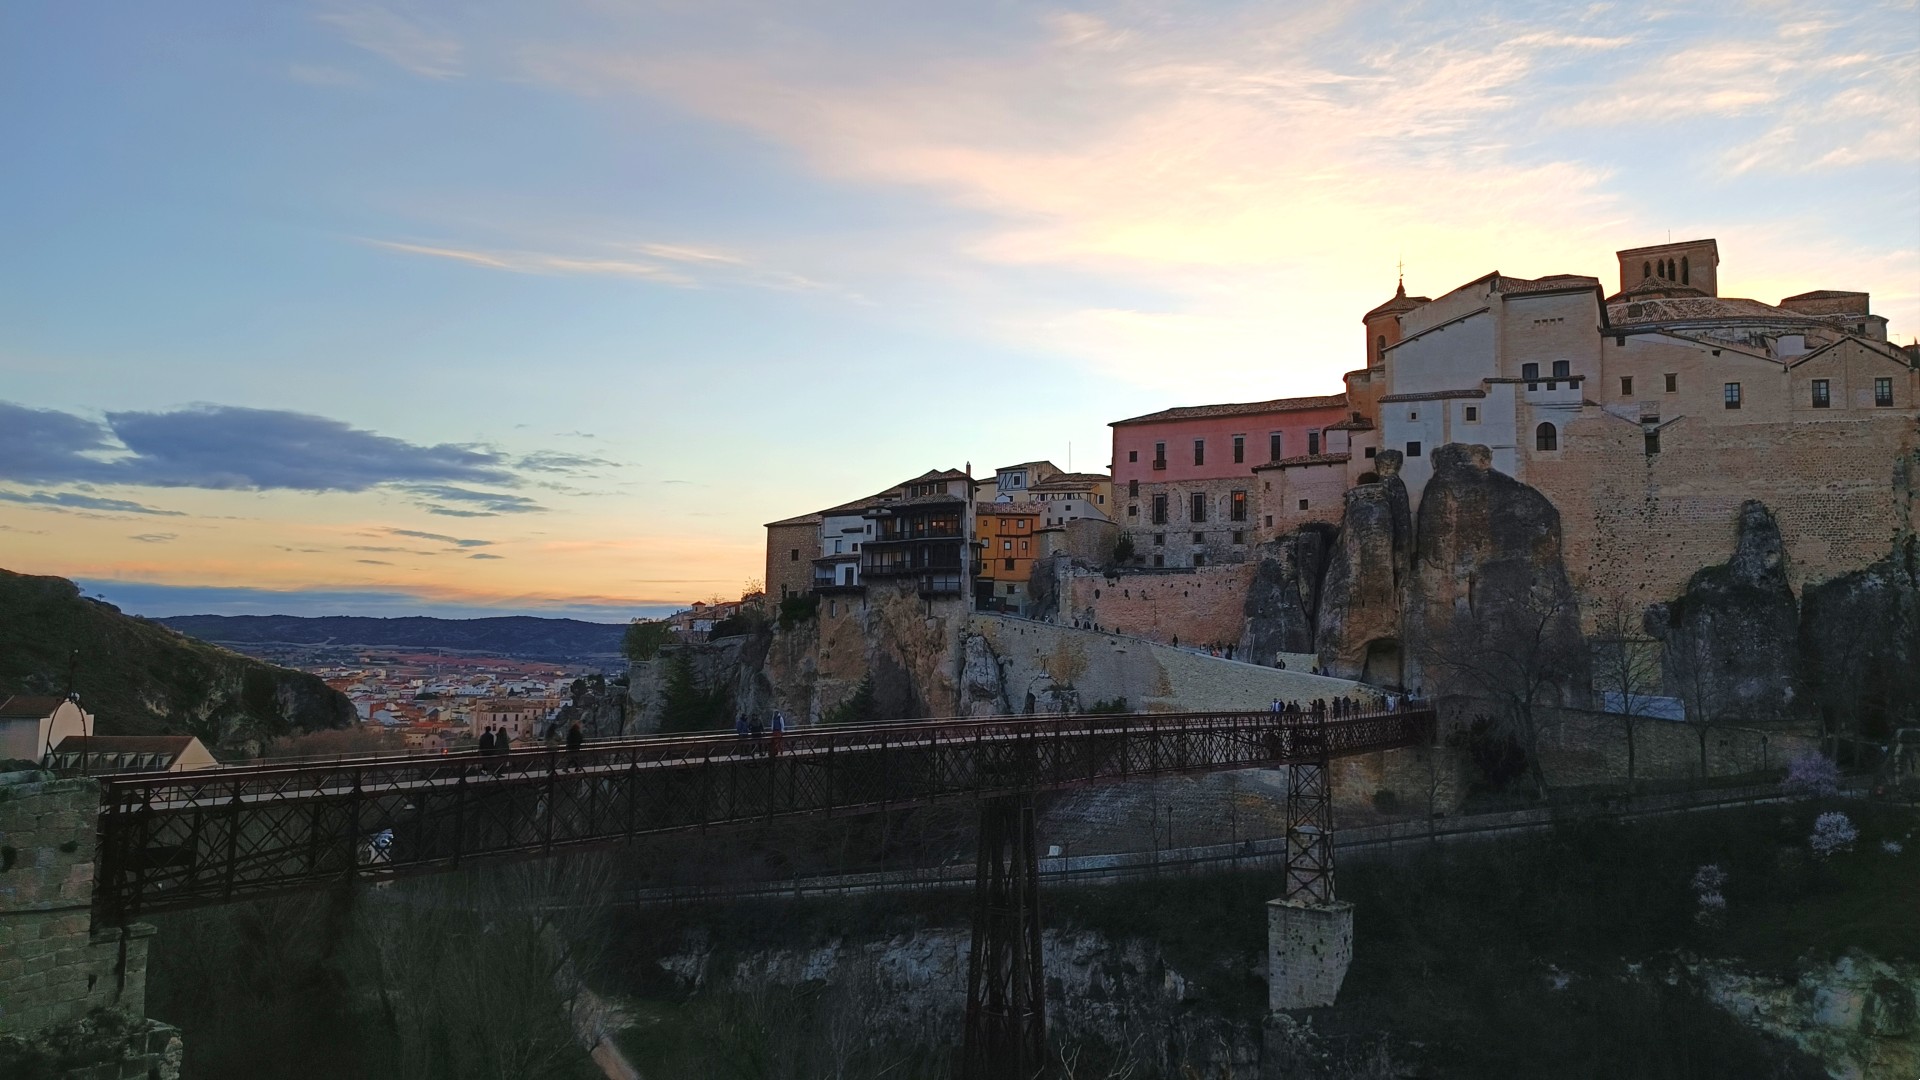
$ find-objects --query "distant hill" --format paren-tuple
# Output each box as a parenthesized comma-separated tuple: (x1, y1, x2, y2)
(0, 568, 356, 742)
(155, 613, 629, 661)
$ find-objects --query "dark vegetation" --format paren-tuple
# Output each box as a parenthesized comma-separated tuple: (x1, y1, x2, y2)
(0, 568, 354, 741)
(621, 618, 674, 661)
(656, 648, 733, 733)
(826, 674, 881, 724)
(159, 612, 628, 661)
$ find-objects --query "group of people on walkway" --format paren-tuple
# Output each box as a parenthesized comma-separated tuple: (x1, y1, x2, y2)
(734, 710, 787, 756)
(474, 722, 588, 769)
(1268, 695, 1376, 718)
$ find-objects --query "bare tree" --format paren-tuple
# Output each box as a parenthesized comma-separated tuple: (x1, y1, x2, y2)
(1417, 583, 1586, 801)
(1665, 618, 1725, 781)
(1590, 589, 1663, 793)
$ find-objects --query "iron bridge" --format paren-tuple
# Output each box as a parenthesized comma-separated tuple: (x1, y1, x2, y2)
(93, 707, 1431, 923)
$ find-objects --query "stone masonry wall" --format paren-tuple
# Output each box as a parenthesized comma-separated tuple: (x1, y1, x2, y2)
(1531, 409, 1917, 626)
(0, 771, 155, 1037)
(1120, 476, 1263, 569)
(1061, 564, 1256, 650)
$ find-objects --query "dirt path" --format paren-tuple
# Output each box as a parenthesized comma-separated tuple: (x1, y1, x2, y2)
(574, 984, 641, 1080)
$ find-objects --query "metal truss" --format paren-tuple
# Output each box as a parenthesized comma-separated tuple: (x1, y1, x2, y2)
(1283, 716, 1336, 904)
(92, 707, 1431, 922)
(961, 794, 1046, 1080)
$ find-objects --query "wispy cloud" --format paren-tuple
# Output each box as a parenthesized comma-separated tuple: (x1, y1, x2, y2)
(0, 489, 185, 516)
(404, 484, 546, 516)
(129, 533, 177, 543)
(318, 4, 464, 79)
(385, 527, 494, 547)
(363, 236, 834, 294)
(468, 552, 504, 560)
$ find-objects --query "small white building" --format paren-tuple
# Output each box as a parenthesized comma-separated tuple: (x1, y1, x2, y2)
(0, 695, 93, 764)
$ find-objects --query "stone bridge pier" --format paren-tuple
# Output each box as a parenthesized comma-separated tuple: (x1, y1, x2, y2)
(0, 768, 180, 1078)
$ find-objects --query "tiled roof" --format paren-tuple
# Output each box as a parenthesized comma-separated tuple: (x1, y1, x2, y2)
(764, 512, 824, 528)
(976, 501, 1042, 515)
(1608, 296, 1819, 325)
(1325, 417, 1374, 431)
(1378, 389, 1487, 403)
(1027, 472, 1109, 490)
(1781, 289, 1867, 302)
(1254, 453, 1352, 470)
(1617, 239, 1718, 258)
(1364, 282, 1432, 320)
(1111, 393, 1347, 427)
(0, 694, 67, 719)
(54, 736, 195, 755)
(1500, 273, 1601, 297)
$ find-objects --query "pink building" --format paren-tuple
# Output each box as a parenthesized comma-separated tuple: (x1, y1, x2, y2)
(1109, 394, 1349, 567)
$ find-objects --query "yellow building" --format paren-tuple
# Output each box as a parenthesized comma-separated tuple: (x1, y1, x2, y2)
(974, 501, 1041, 614)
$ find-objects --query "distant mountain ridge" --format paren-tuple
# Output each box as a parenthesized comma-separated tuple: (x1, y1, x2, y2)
(0, 568, 356, 741)
(157, 613, 629, 660)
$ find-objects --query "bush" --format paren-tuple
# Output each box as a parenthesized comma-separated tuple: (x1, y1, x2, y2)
(827, 676, 879, 725)
(1782, 751, 1840, 799)
(1446, 713, 1528, 794)
(1111, 535, 1136, 566)
(777, 594, 818, 630)
(657, 650, 731, 733)
(1084, 697, 1129, 715)
(623, 619, 674, 662)
(1810, 811, 1858, 859)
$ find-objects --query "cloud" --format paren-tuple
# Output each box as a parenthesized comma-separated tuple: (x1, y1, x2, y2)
(128, 533, 177, 543)
(317, 3, 464, 79)
(363, 236, 838, 295)
(0, 488, 186, 516)
(515, 451, 619, 474)
(467, 552, 504, 560)
(0, 402, 516, 492)
(404, 484, 546, 516)
(385, 528, 494, 547)
(355, 558, 394, 566)
(75, 579, 677, 622)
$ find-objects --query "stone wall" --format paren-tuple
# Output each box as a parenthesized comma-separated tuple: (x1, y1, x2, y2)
(1059, 564, 1255, 650)
(1533, 408, 1917, 622)
(0, 770, 178, 1078)
(1119, 476, 1263, 569)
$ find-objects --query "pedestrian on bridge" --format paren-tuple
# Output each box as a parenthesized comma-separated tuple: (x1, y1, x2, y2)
(770, 711, 785, 757)
(565, 722, 584, 770)
(479, 727, 496, 754)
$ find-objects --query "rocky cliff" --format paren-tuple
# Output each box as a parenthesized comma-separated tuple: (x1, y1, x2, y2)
(0, 568, 356, 743)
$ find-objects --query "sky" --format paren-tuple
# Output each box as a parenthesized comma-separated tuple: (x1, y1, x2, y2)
(2, 1, 1915, 623)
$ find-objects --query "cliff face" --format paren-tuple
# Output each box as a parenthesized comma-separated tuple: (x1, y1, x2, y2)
(1649, 502, 1803, 722)
(0, 568, 356, 743)
(1239, 523, 1336, 664)
(1315, 457, 1412, 681)
(1799, 537, 1920, 740)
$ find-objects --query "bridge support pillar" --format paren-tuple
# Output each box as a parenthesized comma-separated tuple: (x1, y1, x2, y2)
(0, 768, 180, 1076)
(960, 793, 1046, 1080)
(1266, 735, 1351, 1012)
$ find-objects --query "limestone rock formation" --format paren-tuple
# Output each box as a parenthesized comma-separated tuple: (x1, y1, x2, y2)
(958, 632, 1009, 716)
(1317, 451, 1413, 682)
(1649, 501, 1802, 722)
(1400, 444, 1585, 696)
(1238, 523, 1336, 665)
(1798, 536, 1920, 739)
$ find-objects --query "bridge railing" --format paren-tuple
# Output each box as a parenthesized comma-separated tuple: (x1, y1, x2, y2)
(93, 707, 1432, 919)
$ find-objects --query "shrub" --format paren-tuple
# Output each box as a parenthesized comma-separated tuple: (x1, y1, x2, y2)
(1809, 812, 1858, 859)
(1782, 752, 1840, 799)
(777, 594, 818, 630)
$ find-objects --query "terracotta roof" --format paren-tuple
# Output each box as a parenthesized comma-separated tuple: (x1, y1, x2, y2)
(994, 460, 1059, 474)
(1364, 281, 1431, 320)
(1254, 453, 1352, 470)
(975, 501, 1042, 515)
(1607, 295, 1820, 325)
(54, 736, 195, 755)
(764, 512, 824, 529)
(1378, 389, 1487, 403)
(1027, 472, 1109, 490)
(1325, 417, 1374, 431)
(1500, 273, 1601, 297)
(1111, 393, 1347, 427)
(1781, 289, 1867, 303)
(0, 695, 67, 719)
(1617, 239, 1718, 258)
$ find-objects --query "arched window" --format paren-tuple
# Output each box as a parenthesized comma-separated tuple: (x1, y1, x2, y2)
(1535, 422, 1558, 452)
(1643, 261, 1652, 280)
(1376, 333, 1386, 359)
(1667, 259, 1677, 279)
(1681, 256, 1689, 284)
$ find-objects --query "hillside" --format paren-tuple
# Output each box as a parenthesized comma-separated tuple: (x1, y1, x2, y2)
(0, 569, 356, 742)
(156, 613, 628, 661)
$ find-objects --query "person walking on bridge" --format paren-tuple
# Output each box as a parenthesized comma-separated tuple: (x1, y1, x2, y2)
(565, 722, 584, 771)
(479, 727, 496, 754)
(770, 710, 785, 757)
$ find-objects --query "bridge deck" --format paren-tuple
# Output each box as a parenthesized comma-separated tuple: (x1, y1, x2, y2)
(94, 707, 1431, 920)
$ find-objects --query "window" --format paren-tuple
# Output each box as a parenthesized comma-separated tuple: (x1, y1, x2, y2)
(1665, 373, 1677, 393)
(1192, 532, 1204, 544)
(1154, 554, 1164, 567)
(1269, 432, 1283, 461)
(1409, 411, 1417, 421)
(1232, 531, 1245, 545)
(1522, 362, 1539, 383)
(1154, 533, 1164, 546)
(1190, 492, 1207, 522)
(1298, 499, 1309, 511)
(1723, 382, 1741, 409)
(1811, 379, 1830, 408)
(1003, 539, 1011, 550)
(1876, 378, 1894, 407)
(1019, 539, 1027, 551)
(1465, 406, 1479, 422)
(1364, 446, 1376, 458)
(1645, 430, 1660, 455)
(1307, 430, 1320, 456)
(1194, 554, 1207, 567)
(1193, 439, 1206, 466)
(1552, 360, 1570, 378)
(1621, 376, 1633, 396)
(1128, 478, 1139, 497)
(1005, 584, 1016, 595)
(1153, 442, 1166, 469)
(1017, 519, 1027, 529)
(1230, 490, 1247, 521)
(1681, 256, 1689, 285)
(1128, 504, 1138, 517)
(1643, 260, 1652, 280)
(1407, 441, 1422, 457)
(1265, 514, 1274, 527)
(789, 549, 799, 562)
(1129, 450, 1138, 462)
(1233, 435, 1245, 464)
(1151, 495, 1167, 524)
(1535, 423, 1558, 451)
(1003, 558, 1015, 570)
